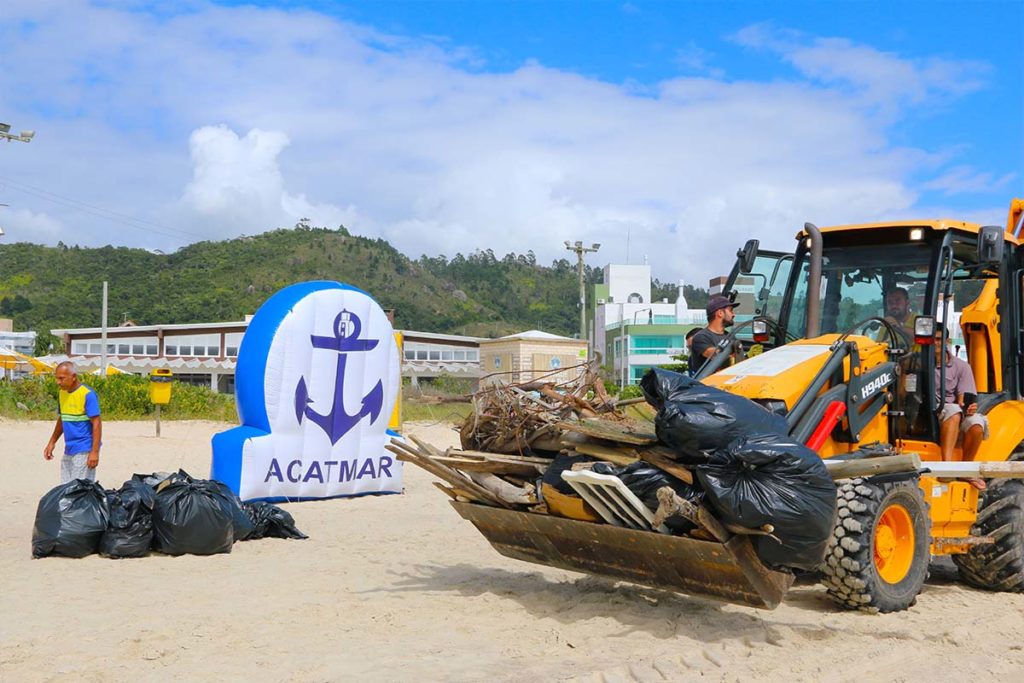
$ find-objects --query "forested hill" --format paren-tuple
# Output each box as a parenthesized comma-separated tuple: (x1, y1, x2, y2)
(0, 225, 707, 351)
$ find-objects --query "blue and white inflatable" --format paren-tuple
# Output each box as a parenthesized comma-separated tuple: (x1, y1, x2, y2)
(212, 281, 402, 502)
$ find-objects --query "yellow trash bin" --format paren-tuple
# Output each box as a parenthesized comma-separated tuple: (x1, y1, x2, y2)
(149, 368, 173, 404)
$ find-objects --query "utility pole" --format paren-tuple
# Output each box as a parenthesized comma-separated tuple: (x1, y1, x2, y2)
(100, 282, 108, 375)
(564, 240, 600, 349)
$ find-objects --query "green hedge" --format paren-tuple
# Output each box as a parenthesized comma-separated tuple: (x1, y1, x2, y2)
(0, 374, 237, 421)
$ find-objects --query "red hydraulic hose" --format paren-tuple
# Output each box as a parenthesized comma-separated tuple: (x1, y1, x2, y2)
(806, 401, 847, 452)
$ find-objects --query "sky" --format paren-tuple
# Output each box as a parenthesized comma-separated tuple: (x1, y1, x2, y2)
(0, 0, 1021, 288)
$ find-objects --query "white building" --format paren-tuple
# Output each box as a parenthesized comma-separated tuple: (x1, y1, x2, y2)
(591, 264, 705, 385)
(0, 318, 37, 355)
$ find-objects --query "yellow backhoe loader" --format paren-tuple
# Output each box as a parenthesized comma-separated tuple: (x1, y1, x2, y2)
(453, 198, 1024, 613)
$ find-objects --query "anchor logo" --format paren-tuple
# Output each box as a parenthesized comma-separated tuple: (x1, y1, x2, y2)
(294, 309, 385, 444)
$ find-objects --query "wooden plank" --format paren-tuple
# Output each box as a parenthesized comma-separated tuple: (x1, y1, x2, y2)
(432, 482, 460, 500)
(433, 456, 544, 477)
(923, 461, 1024, 478)
(636, 448, 694, 485)
(824, 454, 921, 480)
(571, 441, 640, 466)
(447, 449, 554, 465)
(467, 472, 537, 505)
(386, 440, 512, 508)
(555, 418, 657, 446)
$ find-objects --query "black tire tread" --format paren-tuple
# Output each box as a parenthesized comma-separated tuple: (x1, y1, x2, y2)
(952, 479, 1024, 592)
(820, 477, 930, 613)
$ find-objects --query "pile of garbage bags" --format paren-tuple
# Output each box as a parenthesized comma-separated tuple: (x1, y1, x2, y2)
(32, 469, 307, 559)
(637, 368, 837, 571)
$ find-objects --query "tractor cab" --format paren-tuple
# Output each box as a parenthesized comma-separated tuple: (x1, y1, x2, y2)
(712, 216, 1021, 462)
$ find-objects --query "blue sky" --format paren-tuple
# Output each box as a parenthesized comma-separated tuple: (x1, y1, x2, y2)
(0, 0, 1020, 286)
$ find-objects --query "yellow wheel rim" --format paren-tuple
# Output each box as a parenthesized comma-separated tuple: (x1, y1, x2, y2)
(874, 503, 915, 584)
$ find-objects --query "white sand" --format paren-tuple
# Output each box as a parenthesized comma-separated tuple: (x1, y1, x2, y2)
(2, 417, 1023, 682)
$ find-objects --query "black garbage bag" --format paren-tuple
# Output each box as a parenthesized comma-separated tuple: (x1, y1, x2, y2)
(152, 474, 234, 556)
(32, 479, 109, 558)
(99, 480, 157, 558)
(541, 453, 597, 495)
(243, 502, 308, 540)
(696, 434, 837, 571)
(210, 481, 255, 542)
(640, 368, 788, 459)
(592, 460, 704, 533)
(131, 472, 173, 489)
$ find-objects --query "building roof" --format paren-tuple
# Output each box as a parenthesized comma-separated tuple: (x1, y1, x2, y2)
(39, 355, 237, 372)
(51, 320, 486, 346)
(400, 330, 486, 344)
(493, 329, 580, 342)
(51, 320, 250, 336)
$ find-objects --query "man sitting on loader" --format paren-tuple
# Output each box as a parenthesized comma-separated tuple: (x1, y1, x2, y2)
(884, 287, 916, 340)
(935, 328, 988, 490)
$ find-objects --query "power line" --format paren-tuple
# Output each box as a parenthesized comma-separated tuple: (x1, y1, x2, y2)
(0, 174, 206, 242)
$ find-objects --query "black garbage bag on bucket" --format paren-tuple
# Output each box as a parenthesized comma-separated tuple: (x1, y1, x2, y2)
(99, 480, 157, 558)
(243, 502, 308, 540)
(640, 368, 788, 459)
(32, 479, 109, 558)
(541, 453, 597, 495)
(152, 475, 234, 556)
(592, 461, 704, 533)
(696, 434, 837, 571)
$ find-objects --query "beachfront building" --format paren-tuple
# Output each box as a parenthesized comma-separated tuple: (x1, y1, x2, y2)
(591, 264, 705, 386)
(0, 318, 37, 355)
(478, 330, 588, 387)
(51, 320, 248, 392)
(50, 319, 485, 392)
(399, 330, 483, 387)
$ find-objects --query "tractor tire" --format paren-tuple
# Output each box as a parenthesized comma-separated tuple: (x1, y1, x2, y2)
(952, 479, 1024, 592)
(820, 477, 930, 613)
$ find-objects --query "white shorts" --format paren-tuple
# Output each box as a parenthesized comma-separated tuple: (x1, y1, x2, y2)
(939, 403, 989, 439)
(61, 452, 97, 484)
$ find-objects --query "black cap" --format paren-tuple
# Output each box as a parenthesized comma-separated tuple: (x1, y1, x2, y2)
(706, 294, 739, 319)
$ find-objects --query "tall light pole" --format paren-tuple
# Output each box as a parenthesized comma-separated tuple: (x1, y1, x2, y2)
(564, 240, 600, 347)
(0, 123, 35, 144)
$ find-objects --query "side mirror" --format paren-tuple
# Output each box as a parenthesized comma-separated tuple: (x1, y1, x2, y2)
(978, 225, 1004, 265)
(738, 239, 759, 273)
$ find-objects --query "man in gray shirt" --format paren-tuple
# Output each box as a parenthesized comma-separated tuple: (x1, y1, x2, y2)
(690, 295, 739, 376)
(934, 329, 987, 489)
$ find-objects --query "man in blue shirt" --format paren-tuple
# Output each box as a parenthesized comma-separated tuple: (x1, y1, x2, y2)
(43, 362, 103, 483)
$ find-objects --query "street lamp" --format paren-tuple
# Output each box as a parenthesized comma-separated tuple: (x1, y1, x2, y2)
(0, 123, 35, 144)
(633, 308, 653, 325)
(564, 240, 601, 348)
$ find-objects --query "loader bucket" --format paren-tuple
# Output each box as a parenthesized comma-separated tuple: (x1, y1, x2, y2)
(452, 502, 794, 609)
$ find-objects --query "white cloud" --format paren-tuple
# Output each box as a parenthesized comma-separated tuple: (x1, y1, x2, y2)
(730, 23, 988, 113)
(0, 3, 1003, 289)
(178, 125, 358, 236)
(921, 166, 1016, 196)
(0, 207, 65, 243)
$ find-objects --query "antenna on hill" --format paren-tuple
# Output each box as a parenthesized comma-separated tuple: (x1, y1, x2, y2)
(625, 226, 631, 264)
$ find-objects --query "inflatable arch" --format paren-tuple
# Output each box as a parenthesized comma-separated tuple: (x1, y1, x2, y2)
(212, 281, 402, 502)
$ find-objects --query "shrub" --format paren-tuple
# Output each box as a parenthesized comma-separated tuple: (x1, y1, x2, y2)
(0, 374, 236, 421)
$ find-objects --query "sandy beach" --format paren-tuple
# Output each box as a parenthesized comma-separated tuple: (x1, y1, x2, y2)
(2, 417, 1023, 683)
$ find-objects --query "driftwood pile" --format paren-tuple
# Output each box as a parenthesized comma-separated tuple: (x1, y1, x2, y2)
(457, 364, 624, 455)
(386, 370, 726, 538)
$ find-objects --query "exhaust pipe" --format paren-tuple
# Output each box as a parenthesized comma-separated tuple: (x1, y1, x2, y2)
(804, 222, 823, 338)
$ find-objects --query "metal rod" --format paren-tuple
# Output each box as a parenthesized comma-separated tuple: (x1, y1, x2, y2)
(786, 343, 849, 432)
